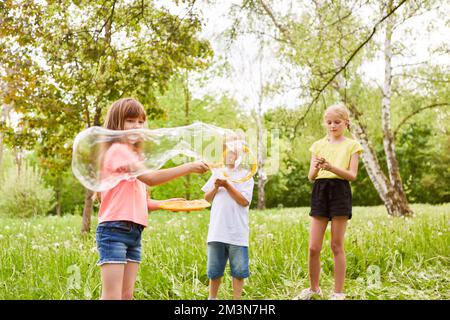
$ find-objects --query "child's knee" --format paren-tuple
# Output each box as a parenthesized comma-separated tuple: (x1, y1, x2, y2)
(330, 242, 344, 255)
(309, 245, 322, 257)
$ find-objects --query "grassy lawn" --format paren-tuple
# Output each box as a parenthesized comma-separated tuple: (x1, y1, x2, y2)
(0, 203, 448, 299)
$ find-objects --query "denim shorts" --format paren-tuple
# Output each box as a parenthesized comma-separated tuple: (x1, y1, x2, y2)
(207, 241, 250, 279)
(96, 221, 144, 266)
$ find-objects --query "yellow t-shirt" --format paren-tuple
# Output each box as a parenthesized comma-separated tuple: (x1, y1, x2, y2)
(309, 137, 363, 180)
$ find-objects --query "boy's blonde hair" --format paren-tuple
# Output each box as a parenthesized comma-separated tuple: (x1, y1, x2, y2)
(324, 103, 351, 130)
(223, 132, 245, 152)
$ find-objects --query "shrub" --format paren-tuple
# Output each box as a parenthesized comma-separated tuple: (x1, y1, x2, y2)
(0, 164, 55, 218)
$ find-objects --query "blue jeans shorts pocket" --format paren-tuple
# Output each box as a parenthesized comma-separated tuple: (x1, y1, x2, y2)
(96, 221, 143, 266)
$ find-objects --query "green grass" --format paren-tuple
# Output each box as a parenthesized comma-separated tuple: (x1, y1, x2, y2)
(0, 203, 448, 300)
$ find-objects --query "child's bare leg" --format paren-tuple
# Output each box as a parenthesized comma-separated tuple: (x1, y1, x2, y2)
(209, 277, 222, 299)
(331, 216, 348, 293)
(308, 217, 329, 291)
(100, 264, 125, 300)
(232, 277, 244, 300)
(122, 262, 140, 300)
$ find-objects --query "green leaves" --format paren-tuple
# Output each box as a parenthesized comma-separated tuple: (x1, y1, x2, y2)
(0, 0, 213, 178)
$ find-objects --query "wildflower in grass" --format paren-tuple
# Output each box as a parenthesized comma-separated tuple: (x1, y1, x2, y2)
(63, 241, 71, 249)
(67, 264, 81, 290)
(267, 233, 274, 240)
(0, 234, 3, 240)
(84, 287, 92, 300)
(180, 235, 185, 242)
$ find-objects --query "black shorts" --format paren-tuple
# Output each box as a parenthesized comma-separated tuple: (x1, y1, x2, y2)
(310, 179, 352, 220)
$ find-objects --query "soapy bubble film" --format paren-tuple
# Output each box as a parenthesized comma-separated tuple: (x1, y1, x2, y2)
(72, 122, 257, 192)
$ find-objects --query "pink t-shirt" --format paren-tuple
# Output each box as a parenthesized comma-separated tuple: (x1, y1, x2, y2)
(98, 143, 149, 227)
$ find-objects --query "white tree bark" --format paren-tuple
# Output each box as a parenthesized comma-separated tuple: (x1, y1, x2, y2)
(255, 107, 267, 210)
(381, 0, 411, 213)
(255, 43, 268, 210)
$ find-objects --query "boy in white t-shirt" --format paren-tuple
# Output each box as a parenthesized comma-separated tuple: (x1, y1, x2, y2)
(202, 137, 254, 300)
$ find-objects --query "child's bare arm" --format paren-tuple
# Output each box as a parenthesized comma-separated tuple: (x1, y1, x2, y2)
(319, 153, 360, 181)
(137, 161, 209, 186)
(204, 185, 219, 203)
(147, 199, 161, 211)
(308, 155, 321, 182)
(147, 198, 185, 211)
(216, 179, 249, 207)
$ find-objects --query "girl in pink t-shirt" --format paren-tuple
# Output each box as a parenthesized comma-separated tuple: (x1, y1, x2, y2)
(96, 98, 209, 300)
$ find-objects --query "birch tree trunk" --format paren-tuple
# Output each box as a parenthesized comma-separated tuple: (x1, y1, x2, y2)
(255, 45, 267, 210)
(381, 0, 412, 215)
(256, 108, 267, 210)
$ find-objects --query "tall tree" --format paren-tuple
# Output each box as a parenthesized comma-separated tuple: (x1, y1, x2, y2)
(0, 0, 213, 231)
(230, 0, 447, 216)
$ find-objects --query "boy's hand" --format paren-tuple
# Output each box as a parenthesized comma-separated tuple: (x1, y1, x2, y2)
(188, 161, 210, 174)
(214, 179, 229, 188)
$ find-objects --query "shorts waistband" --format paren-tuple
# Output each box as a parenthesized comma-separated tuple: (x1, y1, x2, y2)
(315, 178, 349, 183)
(99, 220, 144, 231)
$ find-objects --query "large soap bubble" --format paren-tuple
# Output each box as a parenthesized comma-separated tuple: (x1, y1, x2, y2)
(72, 122, 257, 192)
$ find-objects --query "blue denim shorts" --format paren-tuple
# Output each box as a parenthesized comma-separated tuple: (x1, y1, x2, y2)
(96, 221, 144, 266)
(207, 242, 250, 279)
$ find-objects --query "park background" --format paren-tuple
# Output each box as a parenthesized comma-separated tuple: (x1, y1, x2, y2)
(0, 0, 448, 299)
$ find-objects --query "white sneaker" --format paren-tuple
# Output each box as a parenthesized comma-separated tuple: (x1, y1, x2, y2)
(293, 288, 322, 300)
(329, 292, 346, 300)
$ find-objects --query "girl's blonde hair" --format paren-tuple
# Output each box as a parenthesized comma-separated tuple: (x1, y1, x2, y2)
(324, 103, 351, 130)
(104, 98, 147, 130)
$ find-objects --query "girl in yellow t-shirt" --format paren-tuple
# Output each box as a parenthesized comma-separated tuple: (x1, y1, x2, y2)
(295, 103, 363, 301)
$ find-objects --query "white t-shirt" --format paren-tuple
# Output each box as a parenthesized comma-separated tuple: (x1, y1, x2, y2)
(201, 170, 254, 247)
